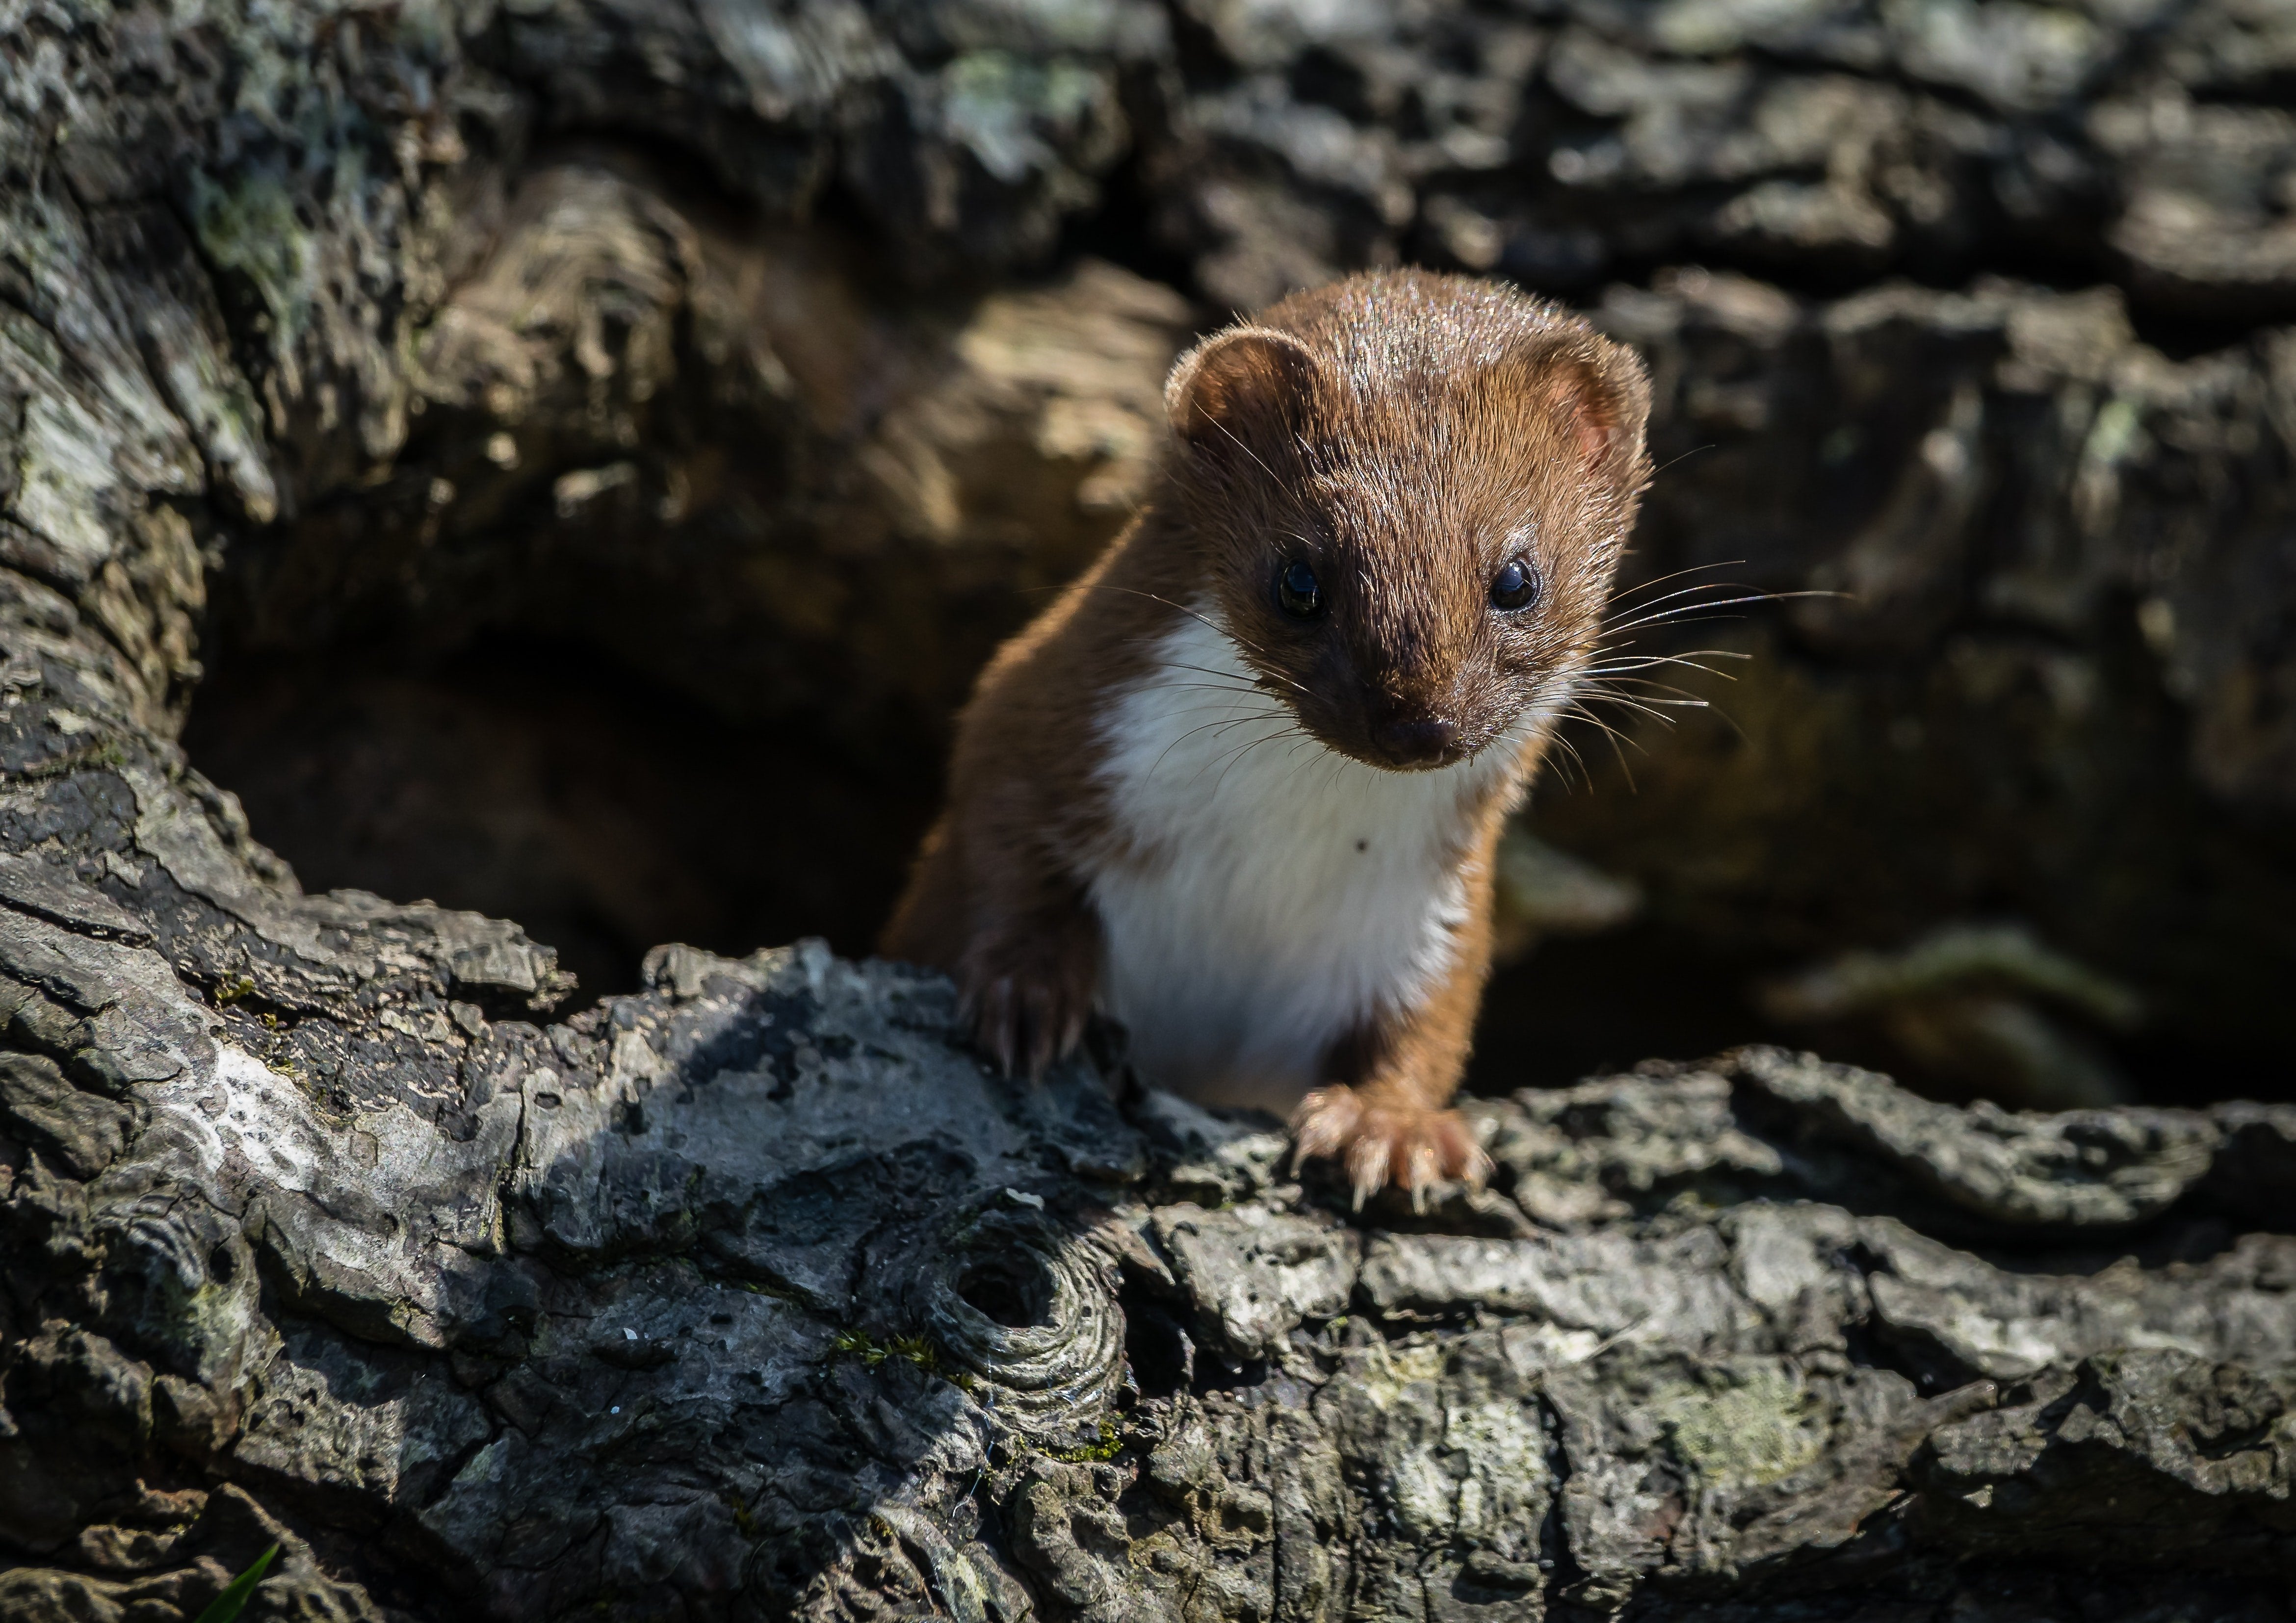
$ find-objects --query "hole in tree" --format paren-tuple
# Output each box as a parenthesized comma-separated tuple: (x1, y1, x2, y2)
(182, 634, 940, 1002)
(956, 1254, 1053, 1329)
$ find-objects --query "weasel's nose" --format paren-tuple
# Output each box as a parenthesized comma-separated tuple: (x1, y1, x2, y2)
(1372, 712, 1460, 768)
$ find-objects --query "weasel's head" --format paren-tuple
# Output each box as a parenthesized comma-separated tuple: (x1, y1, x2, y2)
(1163, 271, 1652, 773)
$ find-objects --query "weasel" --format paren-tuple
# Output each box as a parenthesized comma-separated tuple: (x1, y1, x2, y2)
(882, 269, 1652, 1202)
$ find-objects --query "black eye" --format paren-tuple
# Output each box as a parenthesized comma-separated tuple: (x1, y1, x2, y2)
(1490, 558, 1541, 612)
(1277, 560, 1322, 619)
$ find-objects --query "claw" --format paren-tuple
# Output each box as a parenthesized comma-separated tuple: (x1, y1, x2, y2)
(1292, 1088, 1486, 1205)
(978, 977, 1017, 1076)
(958, 955, 1094, 1082)
(1347, 1135, 1385, 1211)
(1021, 983, 1057, 1079)
(1405, 1140, 1441, 1212)
(1290, 1085, 1363, 1171)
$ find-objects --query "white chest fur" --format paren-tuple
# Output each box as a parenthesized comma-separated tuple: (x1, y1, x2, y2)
(1082, 612, 1519, 1111)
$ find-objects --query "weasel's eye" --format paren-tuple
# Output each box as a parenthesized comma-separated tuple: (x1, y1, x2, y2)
(1277, 560, 1323, 619)
(1490, 558, 1541, 612)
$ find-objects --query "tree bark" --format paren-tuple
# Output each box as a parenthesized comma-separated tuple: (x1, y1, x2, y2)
(0, 2, 2292, 1620)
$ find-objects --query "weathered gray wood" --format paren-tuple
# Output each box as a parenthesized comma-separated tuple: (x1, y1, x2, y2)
(7, 890, 2294, 1621)
(0, 1, 2293, 1620)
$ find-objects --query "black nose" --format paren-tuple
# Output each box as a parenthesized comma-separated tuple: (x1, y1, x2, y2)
(1372, 713, 1460, 767)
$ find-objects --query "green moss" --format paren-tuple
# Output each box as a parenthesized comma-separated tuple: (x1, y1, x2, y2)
(719, 1491, 757, 1538)
(830, 1328, 946, 1375)
(0, 739, 129, 787)
(1042, 1415, 1122, 1463)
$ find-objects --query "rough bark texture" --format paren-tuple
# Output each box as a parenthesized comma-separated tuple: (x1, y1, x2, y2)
(0, 0, 2293, 1620)
(4, 921, 2294, 1622)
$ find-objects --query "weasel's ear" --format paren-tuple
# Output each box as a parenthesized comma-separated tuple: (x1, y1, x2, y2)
(1507, 332, 1652, 489)
(1165, 326, 1322, 455)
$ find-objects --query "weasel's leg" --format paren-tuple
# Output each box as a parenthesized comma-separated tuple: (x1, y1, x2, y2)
(883, 785, 1102, 1080)
(954, 879, 1102, 1079)
(1291, 927, 1493, 1209)
(884, 826, 1100, 1079)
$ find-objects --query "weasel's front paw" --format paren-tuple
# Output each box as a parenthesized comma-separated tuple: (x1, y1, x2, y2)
(1291, 1085, 1491, 1210)
(958, 940, 1096, 1080)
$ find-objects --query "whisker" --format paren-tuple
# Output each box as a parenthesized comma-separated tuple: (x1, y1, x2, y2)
(1270, 734, 1329, 799)
(1111, 587, 1315, 696)
(1111, 649, 1297, 700)
(1541, 727, 1592, 794)
(1574, 690, 1686, 729)
(1588, 693, 1710, 710)
(1601, 587, 1843, 639)
(1582, 664, 1738, 689)
(1579, 679, 1754, 748)
(1576, 679, 1750, 747)
(1587, 646, 1754, 663)
(1579, 673, 1715, 702)
(1188, 719, 1292, 780)
(1582, 650, 1750, 682)
(1645, 442, 1714, 485)
(1207, 725, 1300, 796)
(1582, 683, 1704, 710)
(1563, 704, 1642, 789)
(1561, 701, 1650, 756)
(1035, 581, 1316, 696)
(1600, 576, 1763, 626)
(1601, 560, 1747, 611)
(1600, 595, 1774, 638)
(1151, 659, 1297, 696)
(1602, 686, 1749, 747)
(1149, 711, 1288, 780)
(1134, 680, 1276, 699)
(1580, 674, 1713, 704)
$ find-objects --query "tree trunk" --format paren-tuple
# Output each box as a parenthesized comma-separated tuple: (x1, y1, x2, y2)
(1, 2, 2292, 1620)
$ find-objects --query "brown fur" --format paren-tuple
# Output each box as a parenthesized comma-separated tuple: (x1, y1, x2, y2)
(883, 269, 1652, 1200)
